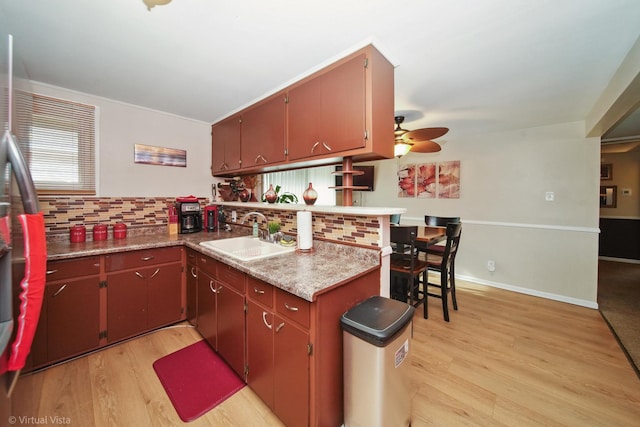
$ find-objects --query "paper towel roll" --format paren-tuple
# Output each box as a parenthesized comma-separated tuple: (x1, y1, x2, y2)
(297, 211, 313, 250)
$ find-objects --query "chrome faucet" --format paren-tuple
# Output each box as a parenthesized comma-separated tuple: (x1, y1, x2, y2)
(240, 211, 268, 240)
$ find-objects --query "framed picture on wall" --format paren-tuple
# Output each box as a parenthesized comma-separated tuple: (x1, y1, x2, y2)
(600, 163, 613, 180)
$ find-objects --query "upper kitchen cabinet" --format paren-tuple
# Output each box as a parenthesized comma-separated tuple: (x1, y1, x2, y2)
(211, 44, 394, 176)
(240, 92, 287, 172)
(287, 53, 366, 161)
(211, 114, 242, 173)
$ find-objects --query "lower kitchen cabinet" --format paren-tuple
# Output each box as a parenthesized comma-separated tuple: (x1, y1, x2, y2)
(106, 247, 183, 343)
(186, 248, 198, 326)
(196, 268, 217, 349)
(247, 297, 310, 427)
(195, 254, 246, 378)
(246, 272, 380, 427)
(46, 275, 101, 362)
(216, 278, 245, 377)
(26, 256, 101, 370)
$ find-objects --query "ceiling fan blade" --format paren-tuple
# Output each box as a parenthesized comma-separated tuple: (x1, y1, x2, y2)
(410, 140, 442, 153)
(403, 127, 449, 142)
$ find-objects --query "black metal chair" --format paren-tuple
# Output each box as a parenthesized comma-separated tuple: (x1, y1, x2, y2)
(389, 225, 429, 318)
(424, 222, 462, 322)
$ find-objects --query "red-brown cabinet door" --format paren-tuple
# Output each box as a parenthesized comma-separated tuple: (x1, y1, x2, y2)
(186, 251, 198, 326)
(147, 263, 182, 330)
(287, 53, 366, 161)
(287, 75, 323, 161)
(241, 93, 286, 167)
(246, 300, 275, 409)
(196, 270, 217, 350)
(273, 317, 309, 427)
(107, 269, 147, 343)
(211, 114, 242, 173)
(321, 53, 366, 153)
(217, 283, 246, 378)
(47, 276, 100, 361)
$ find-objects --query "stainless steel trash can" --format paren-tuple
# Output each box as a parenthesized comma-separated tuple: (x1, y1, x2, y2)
(340, 296, 415, 427)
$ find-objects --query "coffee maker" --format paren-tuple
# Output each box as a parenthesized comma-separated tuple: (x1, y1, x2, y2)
(204, 205, 218, 232)
(176, 197, 202, 233)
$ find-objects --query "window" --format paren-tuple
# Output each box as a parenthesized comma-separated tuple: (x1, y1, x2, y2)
(262, 165, 336, 205)
(14, 92, 96, 194)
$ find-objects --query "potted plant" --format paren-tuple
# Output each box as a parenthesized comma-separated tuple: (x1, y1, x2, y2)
(267, 220, 281, 242)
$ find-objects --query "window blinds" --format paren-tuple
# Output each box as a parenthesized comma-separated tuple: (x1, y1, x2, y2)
(14, 92, 96, 194)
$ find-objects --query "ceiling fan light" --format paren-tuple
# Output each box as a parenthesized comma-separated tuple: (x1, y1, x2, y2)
(394, 141, 412, 158)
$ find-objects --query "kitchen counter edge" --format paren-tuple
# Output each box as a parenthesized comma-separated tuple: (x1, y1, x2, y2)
(44, 230, 381, 302)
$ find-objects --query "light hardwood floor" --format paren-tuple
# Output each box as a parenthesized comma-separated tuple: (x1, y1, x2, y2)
(11, 279, 640, 426)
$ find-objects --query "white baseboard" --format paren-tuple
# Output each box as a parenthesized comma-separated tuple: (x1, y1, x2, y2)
(456, 274, 599, 310)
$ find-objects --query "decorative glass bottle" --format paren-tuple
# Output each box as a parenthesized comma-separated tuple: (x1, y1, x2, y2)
(303, 182, 318, 205)
(264, 183, 277, 203)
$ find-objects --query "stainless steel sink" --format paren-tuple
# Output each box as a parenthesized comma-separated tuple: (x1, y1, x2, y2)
(199, 236, 295, 261)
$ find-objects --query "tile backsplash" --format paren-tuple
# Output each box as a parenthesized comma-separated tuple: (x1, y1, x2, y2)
(39, 197, 381, 247)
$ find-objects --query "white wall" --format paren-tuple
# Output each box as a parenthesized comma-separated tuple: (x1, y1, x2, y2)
(359, 121, 601, 307)
(29, 81, 215, 198)
(28, 80, 602, 306)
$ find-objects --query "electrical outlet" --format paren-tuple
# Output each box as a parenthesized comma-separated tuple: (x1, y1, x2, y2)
(487, 260, 496, 272)
(545, 192, 554, 201)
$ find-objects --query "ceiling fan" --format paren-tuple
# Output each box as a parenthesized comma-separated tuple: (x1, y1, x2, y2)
(394, 115, 448, 157)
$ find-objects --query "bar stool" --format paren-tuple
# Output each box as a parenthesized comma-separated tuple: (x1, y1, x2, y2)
(389, 225, 429, 318)
(424, 222, 462, 322)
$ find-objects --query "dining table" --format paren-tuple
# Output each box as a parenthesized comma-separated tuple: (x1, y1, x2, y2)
(415, 226, 447, 246)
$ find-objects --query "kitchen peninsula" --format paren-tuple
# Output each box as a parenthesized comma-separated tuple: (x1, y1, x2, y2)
(35, 202, 404, 427)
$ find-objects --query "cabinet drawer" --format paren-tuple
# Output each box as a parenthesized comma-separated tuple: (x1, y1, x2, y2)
(106, 247, 181, 272)
(198, 254, 217, 278)
(247, 276, 273, 308)
(46, 256, 100, 282)
(217, 263, 245, 293)
(186, 248, 198, 266)
(275, 288, 310, 329)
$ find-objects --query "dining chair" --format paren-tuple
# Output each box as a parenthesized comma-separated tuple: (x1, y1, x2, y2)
(418, 215, 460, 256)
(424, 222, 462, 322)
(389, 225, 429, 318)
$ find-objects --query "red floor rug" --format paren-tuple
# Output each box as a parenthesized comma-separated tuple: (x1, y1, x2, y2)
(153, 340, 245, 422)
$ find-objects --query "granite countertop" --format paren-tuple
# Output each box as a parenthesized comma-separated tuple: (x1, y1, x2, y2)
(44, 228, 381, 302)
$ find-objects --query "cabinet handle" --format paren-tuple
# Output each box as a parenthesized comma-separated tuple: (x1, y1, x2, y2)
(135, 271, 145, 279)
(150, 268, 160, 279)
(275, 322, 285, 333)
(190, 267, 197, 278)
(322, 142, 332, 151)
(284, 303, 299, 312)
(262, 312, 272, 330)
(141, 256, 155, 261)
(311, 141, 320, 153)
(52, 284, 67, 297)
(209, 280, 218, 294)
(46, 269, 58, 275)
(254, 154, 269, 164)
(253, 287, 265, 295)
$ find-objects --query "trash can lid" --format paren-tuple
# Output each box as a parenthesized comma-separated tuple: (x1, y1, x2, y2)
(340, 296, 415, 347)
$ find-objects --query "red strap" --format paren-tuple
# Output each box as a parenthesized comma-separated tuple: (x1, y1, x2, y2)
(8, 212, 47, 371)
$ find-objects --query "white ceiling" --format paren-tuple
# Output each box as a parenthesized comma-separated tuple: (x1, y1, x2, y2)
(2, 0, 640, 138)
